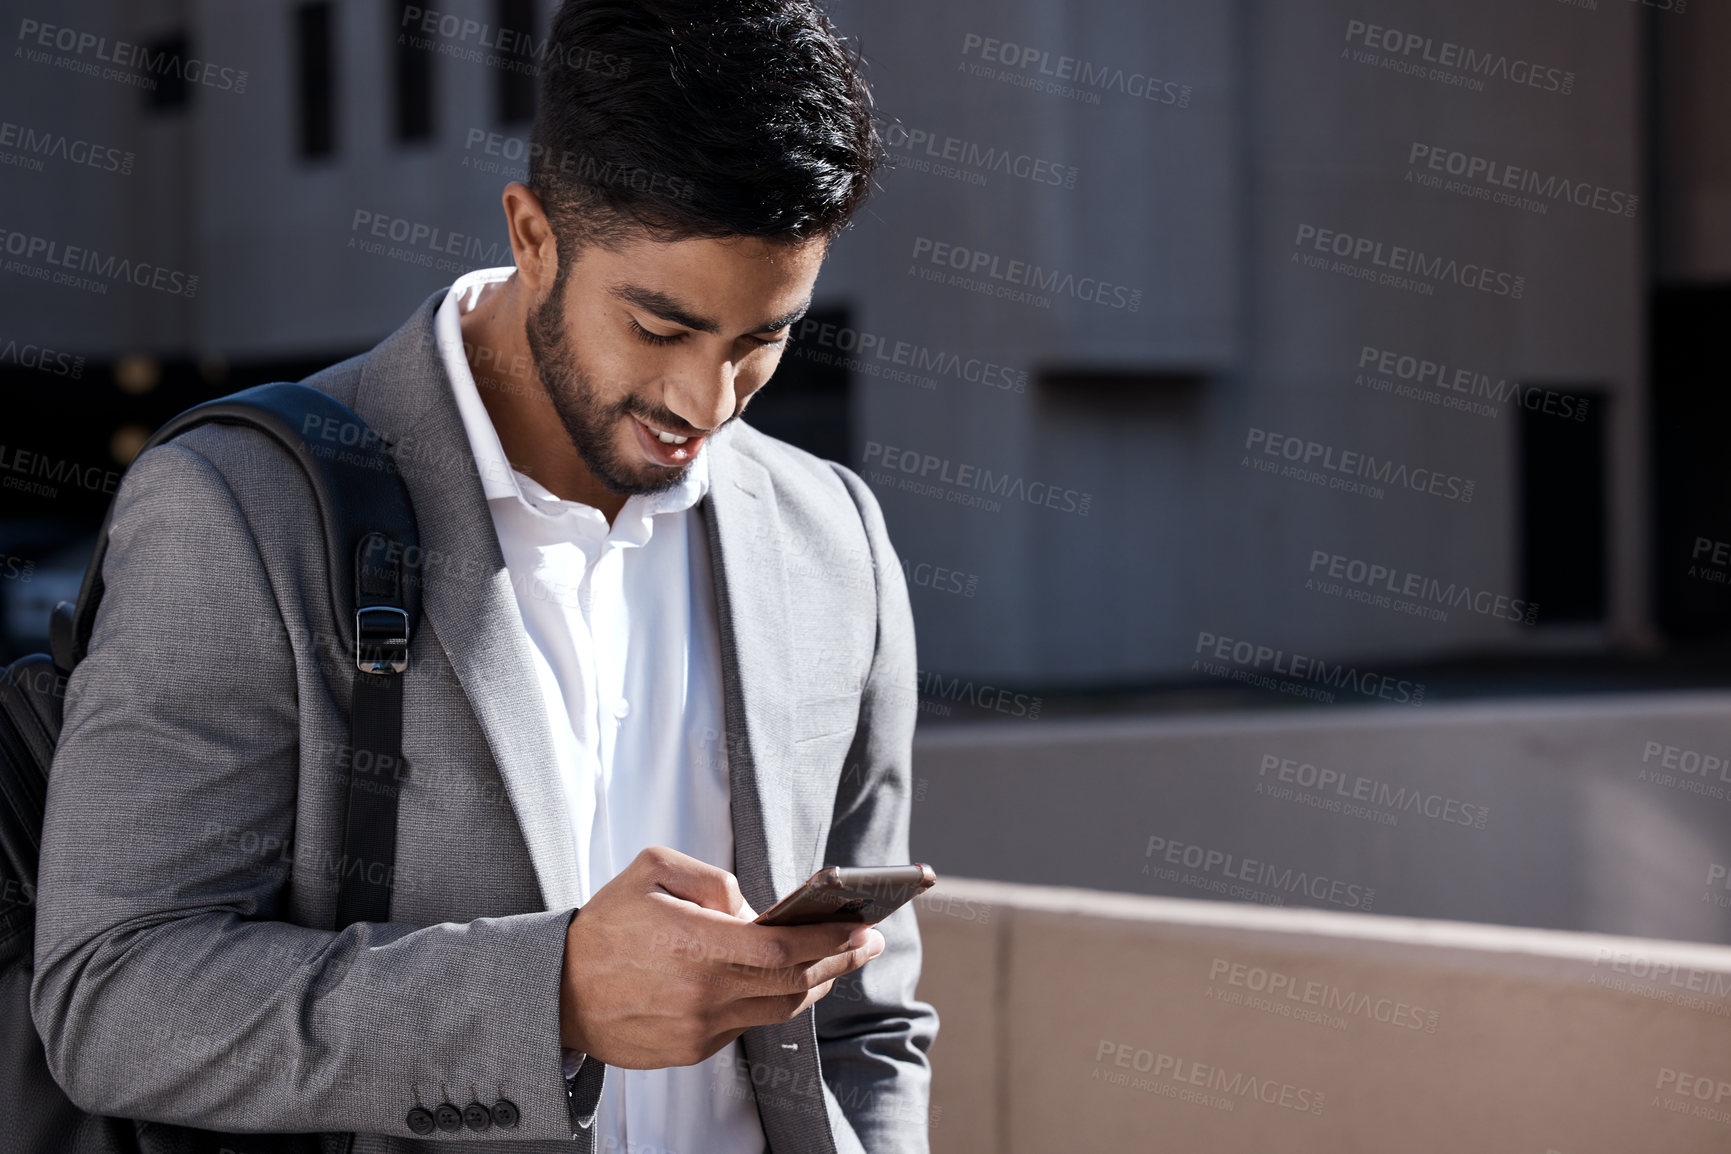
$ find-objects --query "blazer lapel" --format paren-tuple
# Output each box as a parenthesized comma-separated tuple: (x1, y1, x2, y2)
(700, 438, 798, 914)
(348, 291, 584, 913)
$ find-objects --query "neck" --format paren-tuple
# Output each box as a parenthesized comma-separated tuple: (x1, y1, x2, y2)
(457, 273, 628, 524)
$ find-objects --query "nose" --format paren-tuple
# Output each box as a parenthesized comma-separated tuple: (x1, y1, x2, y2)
(664, 356, 738, 434)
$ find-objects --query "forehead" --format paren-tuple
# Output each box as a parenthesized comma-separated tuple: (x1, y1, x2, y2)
(575, 233, 826, 318)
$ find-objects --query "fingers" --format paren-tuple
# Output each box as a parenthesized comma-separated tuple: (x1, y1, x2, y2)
(643, 911, 883, 992)
(715, 930, 885, 998)
(714, 979, 837, 1033)
(637, 846, 746, 915)
(678, 911, 874, 972)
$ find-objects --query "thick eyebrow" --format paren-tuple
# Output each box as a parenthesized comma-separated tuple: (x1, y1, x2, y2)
(609, 282, 810, 337)
(753, 299, 811, 335)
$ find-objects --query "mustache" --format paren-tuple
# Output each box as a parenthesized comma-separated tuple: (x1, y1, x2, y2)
(622, 400, 737, 439)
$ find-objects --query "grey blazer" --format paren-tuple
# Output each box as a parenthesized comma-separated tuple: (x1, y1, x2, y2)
(29, 290, 936, 1153)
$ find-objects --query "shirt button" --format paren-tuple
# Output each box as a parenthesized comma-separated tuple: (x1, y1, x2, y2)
(405, 1107, 435, 1135)
(612, 699, 630, 720)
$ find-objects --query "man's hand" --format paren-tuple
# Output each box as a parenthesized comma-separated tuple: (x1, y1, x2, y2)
(559, 846, 886, 1069)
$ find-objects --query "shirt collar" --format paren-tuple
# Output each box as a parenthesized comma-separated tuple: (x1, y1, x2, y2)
(437, 266, 711, 523)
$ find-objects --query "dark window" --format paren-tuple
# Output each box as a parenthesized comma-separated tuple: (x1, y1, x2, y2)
(1652, 286, 1731, 640)
(295, 4, 336, 159)
(393, 0, 434, 143)
(143, 32, 190, 111)
(1520, 387, 1606, 623)
(496, 0, 537, 124)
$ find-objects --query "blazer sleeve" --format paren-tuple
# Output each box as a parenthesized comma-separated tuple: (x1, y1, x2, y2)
(814, 462, 940, 1154)
(29, 439, 592, 1142)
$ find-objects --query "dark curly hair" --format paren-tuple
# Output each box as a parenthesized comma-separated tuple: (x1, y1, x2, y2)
(528, 0, 881, 261)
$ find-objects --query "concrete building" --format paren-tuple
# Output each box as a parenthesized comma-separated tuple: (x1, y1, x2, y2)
(5, 1, 1727, 689)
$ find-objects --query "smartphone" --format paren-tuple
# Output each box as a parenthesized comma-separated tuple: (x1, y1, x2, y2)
(754, 864, 938, 927)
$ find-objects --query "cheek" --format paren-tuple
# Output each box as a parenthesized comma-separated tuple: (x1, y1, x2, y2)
(577, 339, 649, 398)
(738, 351, 783, 396)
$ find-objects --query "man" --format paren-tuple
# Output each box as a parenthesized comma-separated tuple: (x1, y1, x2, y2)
(29, 2, 936, 1152)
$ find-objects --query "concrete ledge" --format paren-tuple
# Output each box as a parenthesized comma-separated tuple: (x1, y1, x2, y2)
(915, 877, 1731, 1153)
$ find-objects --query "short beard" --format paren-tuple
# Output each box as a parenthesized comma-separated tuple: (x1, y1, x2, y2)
(524, 271, 685, 497)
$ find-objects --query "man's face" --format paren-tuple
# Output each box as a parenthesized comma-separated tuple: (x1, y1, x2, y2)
(525, 231, 827, 495)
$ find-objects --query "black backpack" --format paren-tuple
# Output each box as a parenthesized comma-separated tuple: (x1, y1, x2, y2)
(0, 383, 421, 1154)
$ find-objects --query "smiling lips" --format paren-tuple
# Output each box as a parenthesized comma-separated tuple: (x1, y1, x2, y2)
(632, 414, 706, 465)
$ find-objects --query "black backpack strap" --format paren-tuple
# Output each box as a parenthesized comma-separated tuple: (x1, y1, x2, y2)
(54, 382, 420, 930)
(339, 532, 413, 929)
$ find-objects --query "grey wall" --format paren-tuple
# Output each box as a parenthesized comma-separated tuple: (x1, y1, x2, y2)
(911, 692, 1731, 945)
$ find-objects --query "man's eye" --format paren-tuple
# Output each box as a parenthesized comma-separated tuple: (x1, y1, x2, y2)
(630, 319, 684, 346)
(753, 331, 789, 347)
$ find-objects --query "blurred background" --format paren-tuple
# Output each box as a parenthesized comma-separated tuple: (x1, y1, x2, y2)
(4, 0, 1731, 1149)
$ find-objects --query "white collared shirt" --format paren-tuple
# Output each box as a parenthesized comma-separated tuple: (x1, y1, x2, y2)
(438, 267, 766, 1154)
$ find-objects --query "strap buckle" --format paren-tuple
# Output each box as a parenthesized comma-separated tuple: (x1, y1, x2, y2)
(356, 606, 410, 674)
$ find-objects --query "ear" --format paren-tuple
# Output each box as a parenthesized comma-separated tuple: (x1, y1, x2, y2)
(502, 182, 559, 295)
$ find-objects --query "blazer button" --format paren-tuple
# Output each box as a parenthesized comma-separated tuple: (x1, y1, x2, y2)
(434, 1103, 463, 1132)
(463, 1101, 492, 1131)
(491, 1098, 520, 1129)
(405, 1107, 435, 1135)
